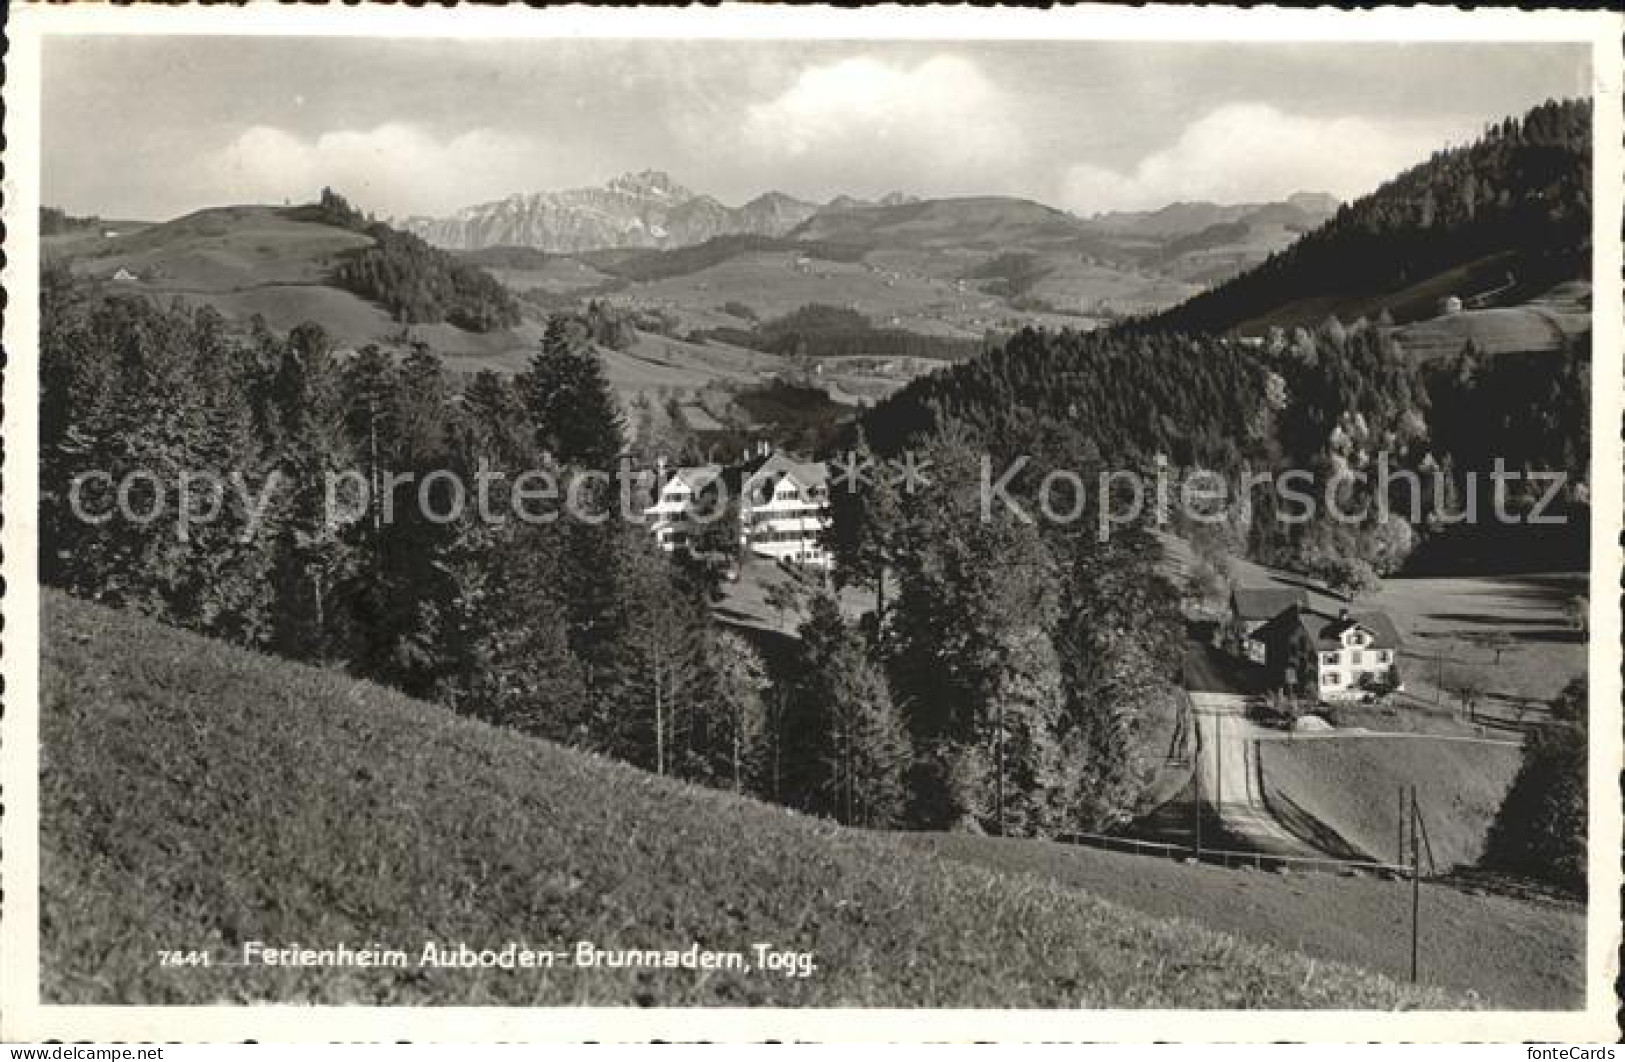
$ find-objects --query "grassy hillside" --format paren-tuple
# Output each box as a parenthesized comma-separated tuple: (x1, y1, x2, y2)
(1258, 737, 1524, 871)
(49, 205, 806, 398)
(42, 592, 1453, 1008)
(1387, 281, 1590, 361)
(69, 205, 372, 289)
(911, 834, 1583, 1009)
(60, 205, 543, 357)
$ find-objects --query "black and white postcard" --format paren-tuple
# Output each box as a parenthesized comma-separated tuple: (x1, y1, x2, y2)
(2, 3, 1620, 1043)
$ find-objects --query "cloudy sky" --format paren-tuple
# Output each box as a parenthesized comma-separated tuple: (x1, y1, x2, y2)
(43, 37, 1589, 221)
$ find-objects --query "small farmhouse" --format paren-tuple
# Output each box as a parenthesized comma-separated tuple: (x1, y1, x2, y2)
(1226, 587, 1310, 664)
(111, 267, 139, 283)
(1252, 605, 1404, 701)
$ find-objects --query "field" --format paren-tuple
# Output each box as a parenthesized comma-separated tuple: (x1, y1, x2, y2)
(909, 834, 1583, 1009)
(597, 332, 791, 395)
(1256, 736, 1524, 871)
(1363, 573, 1587, 716)
(48, 205, 826, 400)
(57, 206, 552, 364)
(41, 591, 1453, 1008)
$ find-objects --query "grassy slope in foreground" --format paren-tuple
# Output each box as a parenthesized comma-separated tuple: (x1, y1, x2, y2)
(908, 835, 1582, 1010)
(1257, 737, 1523, 872)
(41, 592, 1454, 1008)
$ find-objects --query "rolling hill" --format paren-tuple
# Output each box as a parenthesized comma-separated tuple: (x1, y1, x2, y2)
(55, 205, 547, 362)
(403, 175, 1339, 329)
(46, 176, 1345, 401)
(500, 191, 1336, 339)
(1155, 98, 1591, 337)
(46, 203, 790, 391)
(41, 590, 1454, 1008)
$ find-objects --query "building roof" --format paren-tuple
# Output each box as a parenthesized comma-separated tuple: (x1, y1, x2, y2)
(1230, 586, 1310, 621)
(1312, 610, 1404, 650)
(668, 464, 722, 491)
(645, 464, 722, 516)
(787, 461, 828, 490)
(743, 452, 828, 498)
(1251, 605, 1404, 651)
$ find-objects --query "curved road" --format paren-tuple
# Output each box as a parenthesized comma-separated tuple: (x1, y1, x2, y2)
(1184, 644, 1324, 858)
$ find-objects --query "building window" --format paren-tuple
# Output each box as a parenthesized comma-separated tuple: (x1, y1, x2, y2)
(1320, 652, 1339, 666)
(1377, 650, 1391, 664)
(1323, 671, 1341, 686)
(1350, 650, 1364, 665)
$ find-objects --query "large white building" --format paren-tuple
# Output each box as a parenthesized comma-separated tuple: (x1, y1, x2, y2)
(643, 463, 724, 554)
(739, 452, 832, 570)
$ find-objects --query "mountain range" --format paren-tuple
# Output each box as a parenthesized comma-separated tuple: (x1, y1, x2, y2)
(399, 169, 1337, 262)
(398, 170, 927, 253)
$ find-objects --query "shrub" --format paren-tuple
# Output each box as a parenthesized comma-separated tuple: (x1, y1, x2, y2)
(1484, 716, 1586, 891)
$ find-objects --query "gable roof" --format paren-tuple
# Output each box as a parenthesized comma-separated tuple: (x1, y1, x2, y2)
(1311, 610, 1404, 651)
(1251, 605, 1403, 651)
(1231, 586, 1310, 620)
(743, 452, 828, 497)
(786, 461, 829, 490)
(668, 464, 722, 492)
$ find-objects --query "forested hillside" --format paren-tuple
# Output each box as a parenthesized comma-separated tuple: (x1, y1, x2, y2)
(313, 189, 521, 332)
(859, 98, 1592, 582)
(693, 303, 987, 362)
(1158, 99, 1591, 334)
(40, 269, 1187, 841)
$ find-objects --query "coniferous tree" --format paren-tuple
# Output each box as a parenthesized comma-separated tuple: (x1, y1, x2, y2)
(519, 315, 625, 471)
(1052, 527, 1185, 831)
(824, 425, 903, 636)
(784, 594, 911, 827)
(1485, 675, 1587, 891)
(884, 433, 1068, 834)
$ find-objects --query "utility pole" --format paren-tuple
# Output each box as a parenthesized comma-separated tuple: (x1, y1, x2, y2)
(1397, 786, 1406, 865)
(995, 697, 1007, 837)
(653, 641, 665, 777)
(1193, 753, 1204, 858)
(1410, 783, 1422, 984)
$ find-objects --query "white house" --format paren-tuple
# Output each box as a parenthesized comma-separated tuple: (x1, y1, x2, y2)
(1254, 605, 1405, 701)
(739, 452, 832, 570)
(643, 463, 724, 554)
(111, 267, 139, 283)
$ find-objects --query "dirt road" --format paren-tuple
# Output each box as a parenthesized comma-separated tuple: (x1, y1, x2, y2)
(1184, 643, 1324, 857)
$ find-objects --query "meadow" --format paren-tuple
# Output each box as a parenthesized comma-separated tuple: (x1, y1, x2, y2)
(42, 591, 1454, 1008)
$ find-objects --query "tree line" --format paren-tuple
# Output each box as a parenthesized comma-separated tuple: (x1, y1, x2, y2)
(692, 303, 988, 362)
(1159, 98, 1592, 334)
(310, 188, 522, 333)
(41, 271, 1183, 837)
(861, 294, 1590, 595)
(42, 276, 752, 791)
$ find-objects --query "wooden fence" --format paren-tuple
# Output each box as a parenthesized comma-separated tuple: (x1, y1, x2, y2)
(1052, 829, 1414, 879)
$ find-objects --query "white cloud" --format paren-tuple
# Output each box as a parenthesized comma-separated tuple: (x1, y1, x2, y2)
(200, 123, 562, 217)
(1061, 103, 1481, 213)
(737, 55, 1026, 197)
